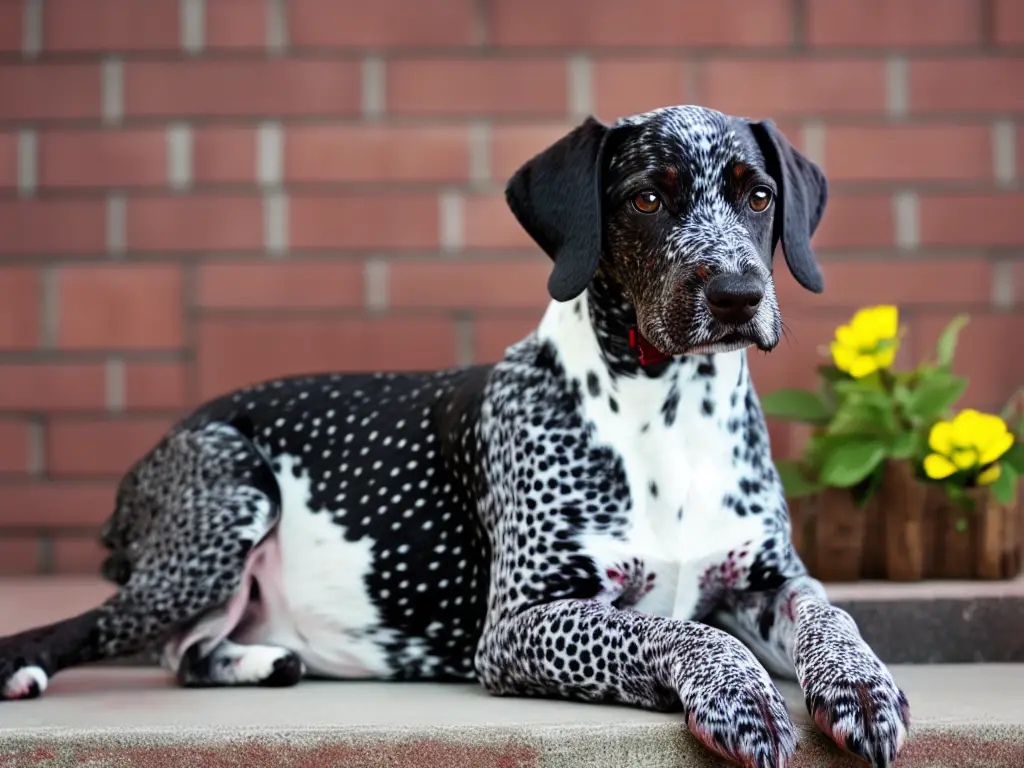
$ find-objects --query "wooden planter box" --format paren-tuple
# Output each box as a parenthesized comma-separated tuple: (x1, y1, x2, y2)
(789, 460, 1022, 582)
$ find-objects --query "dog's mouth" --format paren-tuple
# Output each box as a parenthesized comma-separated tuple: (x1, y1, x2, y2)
(684, 331, 758, 356)
(633, 322, 773, 364)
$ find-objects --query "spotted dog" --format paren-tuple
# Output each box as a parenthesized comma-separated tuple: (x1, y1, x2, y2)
(0, 106, 909, 767)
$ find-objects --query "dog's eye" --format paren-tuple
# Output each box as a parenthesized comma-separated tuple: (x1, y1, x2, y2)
(749, 186, 773, 212)
(631, 191, 661, 214)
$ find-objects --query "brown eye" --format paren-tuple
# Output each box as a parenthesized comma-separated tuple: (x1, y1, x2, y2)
(749, 186, 773, 212)
(632, 191, 661, 214)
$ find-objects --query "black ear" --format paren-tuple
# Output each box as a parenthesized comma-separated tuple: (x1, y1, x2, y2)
(749, 119, 827, 294)
(505, 116, 612, 302)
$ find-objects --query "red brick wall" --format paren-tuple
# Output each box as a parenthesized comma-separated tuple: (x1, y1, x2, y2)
(1, 0, 1022, 575)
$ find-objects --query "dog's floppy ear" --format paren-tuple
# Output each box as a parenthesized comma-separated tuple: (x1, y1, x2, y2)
(749, 119, 827, 294)
(505, 116, 612, 302)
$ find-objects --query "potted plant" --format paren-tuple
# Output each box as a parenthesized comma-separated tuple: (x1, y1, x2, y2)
(918, 394, 1024, 579)
(761, 305, 1021, 581)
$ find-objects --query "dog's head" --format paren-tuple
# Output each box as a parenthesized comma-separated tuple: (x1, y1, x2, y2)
(506, 105, 828, 357)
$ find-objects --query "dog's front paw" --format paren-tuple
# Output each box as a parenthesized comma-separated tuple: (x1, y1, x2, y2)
(1, 662, 48, 701)
(686, 682, 797, 768)
(805, 671, 909, 767)
(678, 630, 798, 767)
(796, 607, 910, 766)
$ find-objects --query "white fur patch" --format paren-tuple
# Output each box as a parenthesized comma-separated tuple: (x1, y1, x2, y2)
(3, 665, 47, 699)
(239, 453, 398, 678)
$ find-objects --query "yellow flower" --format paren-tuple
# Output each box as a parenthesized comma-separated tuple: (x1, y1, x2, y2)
(923, 409, 1014, 486)
(830, 305, 900, 379)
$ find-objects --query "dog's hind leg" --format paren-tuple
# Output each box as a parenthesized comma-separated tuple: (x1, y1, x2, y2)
(175, 639, 303, 688)
(0, 418, 281, 700)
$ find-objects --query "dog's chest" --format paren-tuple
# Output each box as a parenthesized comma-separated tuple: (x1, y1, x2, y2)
(540, 303, 765, 621)
(585, 371, 763, 620)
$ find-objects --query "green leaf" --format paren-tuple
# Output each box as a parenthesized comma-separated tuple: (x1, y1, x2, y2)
(903, 371, 968, 422)
(818, 438, 889, 488)
(887, 431, 917, 460)
(989, 463, 1019, 505)
(935, 312, 970, 368)
(827, 393, 897, 437)
(774, 459, 824, 499)
(833, 372, 886, 396)
(1002, 441, 1024, 475)
(760, 389, 831, 424)
(852, 460, 889, 508)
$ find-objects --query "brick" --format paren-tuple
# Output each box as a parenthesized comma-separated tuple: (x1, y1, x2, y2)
(775, 258, 993, 311)
(289, 0, 476, 47)
(912, 314, 1024, 408)
(0, 269, 40, 350)
(810, 195, 894, 250)
(0, 420, 31, 474)
(47, 418, 172, 476)
(701, 59, 887, 117)
(0, 482, 118, 527)
(126, 196, 263, 253)
(995, 0, 1024, 44)
(807, 0, 980, 46)
(473, 315, 544, 363)
(0, 3, 21, 51)
(45, 0, 179, 52)
(489, 124, 577, 183)
(286, 126, 470, 184)
(197, 317, 457, 399)
(57, 265, 183, 350)
(592, 59, 689, 124)
(290, 195, 439, 251)
(0, 65, 102, 121)
(918, 195, 1024, 246)
(0, 132, 16, 188)
(38, 130, 167, 189)
(388, 259, 549, 310)
(491, 0, 791, 46)
(910, 60, 1024, 113)
(0, 365, 107, 412)
(193, 128, 257, 185)
(197, 260, 365, 309)
(0, 200, 107, 257)
(54, 537, 107, 575)
(822, 125, 992, 182)
(0, 539, 39, 577)
(124, 363, 190, 412)
(125, 61, 362, 118)
(463, 195, 535, 250)
(205, 0, 267, 49)
(387, 59, 567, 117)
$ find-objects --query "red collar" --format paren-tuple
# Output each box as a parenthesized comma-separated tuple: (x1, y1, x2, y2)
(627, 328, 672, 366)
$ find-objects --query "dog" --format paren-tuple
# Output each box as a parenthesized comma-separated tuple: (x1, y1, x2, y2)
(0, 105, 909, 767)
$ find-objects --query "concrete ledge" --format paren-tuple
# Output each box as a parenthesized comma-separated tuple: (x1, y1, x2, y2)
(2, 579, 1024, 765)
(3, 576, 1022, 666)
(0, 665, 1022, 767)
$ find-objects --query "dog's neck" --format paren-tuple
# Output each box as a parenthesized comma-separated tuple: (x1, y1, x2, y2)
(537, 274, 749, 400)
(583, 273, 674, 379)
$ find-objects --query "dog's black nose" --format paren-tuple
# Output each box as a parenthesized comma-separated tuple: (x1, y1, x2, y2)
(705, 274, 764, 325)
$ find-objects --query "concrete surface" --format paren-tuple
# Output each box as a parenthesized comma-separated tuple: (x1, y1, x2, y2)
(2, 579, 1024, 765)
(0, 665, 1022, 766)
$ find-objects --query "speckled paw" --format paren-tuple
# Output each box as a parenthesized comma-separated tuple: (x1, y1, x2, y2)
(1, 664, 48, 701)
(685, 683, 798, 767)
(805, 673, 910, 767)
